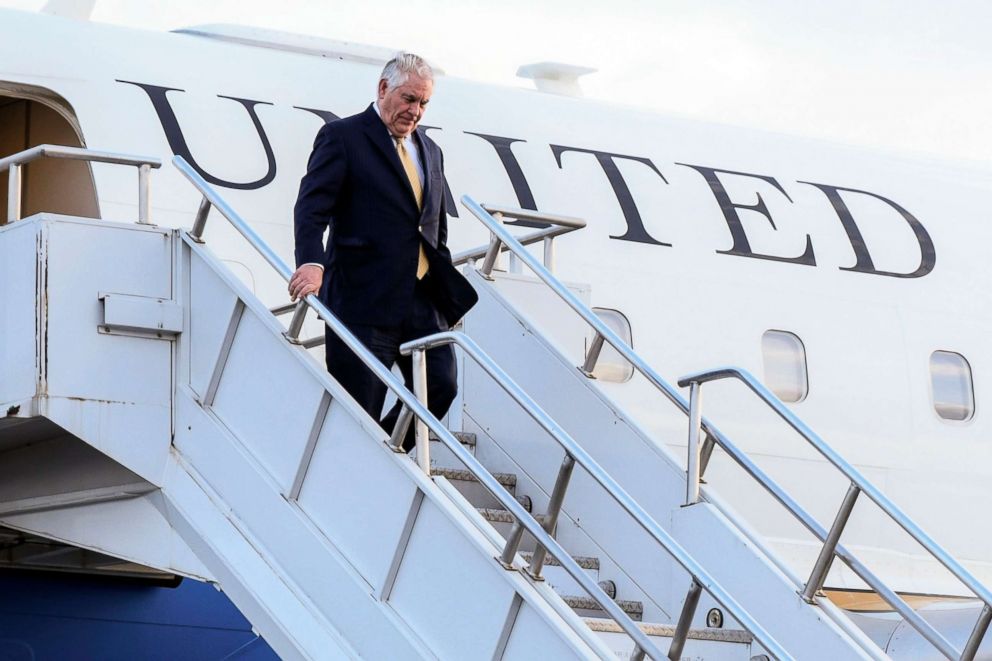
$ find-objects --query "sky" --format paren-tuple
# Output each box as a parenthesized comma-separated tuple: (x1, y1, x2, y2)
(2, 0, 990, 164)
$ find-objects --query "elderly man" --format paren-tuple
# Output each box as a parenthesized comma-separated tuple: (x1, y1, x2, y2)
(290, 52, 477, 451)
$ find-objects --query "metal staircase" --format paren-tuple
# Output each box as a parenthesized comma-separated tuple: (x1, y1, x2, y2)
(0, 146, 782, 660)
(1, 144, 989, 659)
(448, 197, 992, 661)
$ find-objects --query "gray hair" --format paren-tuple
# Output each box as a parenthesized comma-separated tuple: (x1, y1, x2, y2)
(380, 52, 434, 89)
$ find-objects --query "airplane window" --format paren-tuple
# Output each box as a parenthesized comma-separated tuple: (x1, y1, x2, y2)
(930, 351, 974, 422)
(589, 308, 634, 383)
(761, 330, 808, 403)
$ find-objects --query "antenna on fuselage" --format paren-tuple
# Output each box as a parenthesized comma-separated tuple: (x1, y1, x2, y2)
(516, 62, 597, 97)
(41, 0, 96, 21)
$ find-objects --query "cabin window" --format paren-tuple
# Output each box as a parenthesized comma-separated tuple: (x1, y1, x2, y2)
(588, 308, 634, 383)
(761, 330, 808, 403)
(930, 351, 974, 421)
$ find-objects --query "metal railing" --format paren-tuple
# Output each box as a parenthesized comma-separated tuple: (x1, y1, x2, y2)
(171, 155, 664, 660)
(0, 145, 161, 225)
(452, 205, 586, 276)
(678, 367, 992, 661)
(458, 194, 992, 661)
(398, 331, 790, 661)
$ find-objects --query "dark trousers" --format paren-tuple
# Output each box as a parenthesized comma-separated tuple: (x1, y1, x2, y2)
(324, 282, 456, 452)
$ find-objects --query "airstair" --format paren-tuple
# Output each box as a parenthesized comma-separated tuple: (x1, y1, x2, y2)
(0, 145, 989, 660)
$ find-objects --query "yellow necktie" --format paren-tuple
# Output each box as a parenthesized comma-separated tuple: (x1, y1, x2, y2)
(395, 137, 429, 280)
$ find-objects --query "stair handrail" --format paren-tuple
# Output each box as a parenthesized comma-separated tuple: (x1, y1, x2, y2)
(399, 330, 791, 661)
(460, 194, 992, 661)
(677, 367, 992, 661)
(171, 156, 666, 661)
(451, 204, 586, 275)
(0, 144, 161, 225)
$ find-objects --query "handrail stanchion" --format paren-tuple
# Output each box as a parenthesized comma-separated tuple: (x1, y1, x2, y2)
(528, 453, 576, 580)
(963, 605, 992, 661)
(685, 381, 703, 506)
(190, 197, 211, 243)
(412, 349, 431, 473)
(698, 434, 716, 480)
(284, 301, 308, 344)
(668, 579, 703, 661)
(389, 406, 414, 453)
(7, 163, 22, 223)
(137, 163, 152, 224)
(802, 483, 860, 603)
(543, 235, 556, 273)
(479, 212, 505, 279)
(580, 332, 605, 378)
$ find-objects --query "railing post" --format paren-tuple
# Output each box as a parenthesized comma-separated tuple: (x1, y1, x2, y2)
(543, 235, 556, 273)
(686, 381, 703, 505)
(698, 433, 716, 480)
(284, 301, 308, 344)
(668, 579, 703, 661)
(189, 196, 211, 242)
(479, 211, 506, 279)
(802, 483, 861, 602)
(7, 163, 22, 224)
(962, 604, 992, 661)
(388, 405, 414, 453)
(580, 331, 606, 378)
(528, 453, 576, 580)
(412, 349, 431, 473)
(137, 163, 152, 224)
(499, 521, 527, 568)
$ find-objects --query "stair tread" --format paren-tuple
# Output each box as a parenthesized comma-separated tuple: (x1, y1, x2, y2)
(429, 431, 477, 446)
(432, 467, 516, 487)
(521, 551, 599, 570)
(563, 595, 643, 617)
(476, 508, 547, 524)
(583, 618, 753, 643)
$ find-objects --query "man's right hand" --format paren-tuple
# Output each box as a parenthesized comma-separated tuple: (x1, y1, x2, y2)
(289, 264, 323, 301)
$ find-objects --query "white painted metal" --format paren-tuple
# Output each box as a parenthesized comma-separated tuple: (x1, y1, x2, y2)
(0, 214, 615, 660)
(100, 292, 183, 336)
(459, 267, 883, 659)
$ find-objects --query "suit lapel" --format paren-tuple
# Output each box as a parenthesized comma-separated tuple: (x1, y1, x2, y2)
(361, 105, 421, 211)
(413, 130, 434, 223)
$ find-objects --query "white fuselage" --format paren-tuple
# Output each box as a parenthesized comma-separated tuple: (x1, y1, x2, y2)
(2, 8, 990, 597)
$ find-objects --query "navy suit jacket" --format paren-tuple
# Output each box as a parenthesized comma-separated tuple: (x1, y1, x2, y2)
(294, 104, 477, 328)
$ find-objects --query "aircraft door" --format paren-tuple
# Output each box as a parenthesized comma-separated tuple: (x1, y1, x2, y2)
(0, 94, 99, 224)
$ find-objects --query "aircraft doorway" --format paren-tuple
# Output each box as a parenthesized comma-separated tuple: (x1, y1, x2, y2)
(0, 93, 99, 225)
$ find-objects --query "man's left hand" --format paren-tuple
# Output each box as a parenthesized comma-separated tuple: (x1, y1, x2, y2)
(289, 264, 323, 301)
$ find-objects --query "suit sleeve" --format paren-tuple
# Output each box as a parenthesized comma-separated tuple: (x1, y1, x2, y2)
(435, 149, 453, 263)
(294, 123, 347, 268)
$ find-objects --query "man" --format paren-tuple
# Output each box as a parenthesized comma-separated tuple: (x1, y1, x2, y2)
(289, 52, 477, 452)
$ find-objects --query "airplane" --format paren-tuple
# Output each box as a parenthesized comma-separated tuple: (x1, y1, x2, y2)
(1, 1, 991, 659)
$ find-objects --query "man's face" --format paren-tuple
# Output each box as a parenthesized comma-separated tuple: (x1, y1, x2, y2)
(377, 73, 433, 138)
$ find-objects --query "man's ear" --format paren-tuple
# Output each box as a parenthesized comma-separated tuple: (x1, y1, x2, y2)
(377, 79, 388, 99)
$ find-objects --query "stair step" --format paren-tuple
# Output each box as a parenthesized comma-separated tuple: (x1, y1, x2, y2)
(429, 431, 477, 448)
(476, 508, 549, 554)
(585, 619, 753, 659)
(521, 551, 599, 571)
(565, 595, 643, 621)
(431, 467, 516, 509)
(426, 431, 479, 467)
(476, 508, 548, 525)
(519, 551, 601, 595)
